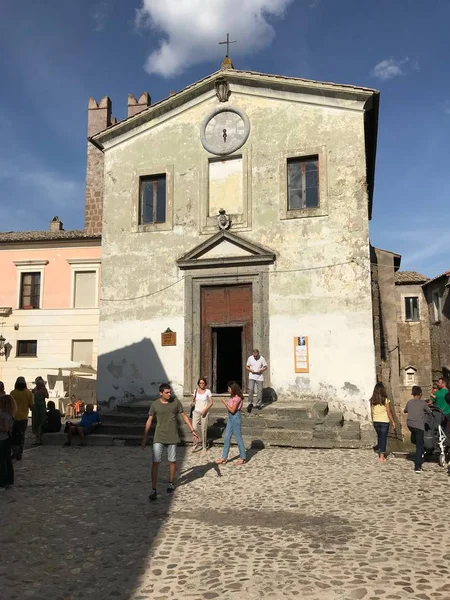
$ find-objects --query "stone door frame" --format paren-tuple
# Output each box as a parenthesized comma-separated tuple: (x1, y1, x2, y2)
(183, 266, 270, 396)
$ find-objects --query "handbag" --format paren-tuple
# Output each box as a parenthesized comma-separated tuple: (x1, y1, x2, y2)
(189, 390, 197, 419)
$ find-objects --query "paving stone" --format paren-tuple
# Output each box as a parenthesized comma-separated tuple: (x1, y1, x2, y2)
(1, 446, 450, 599)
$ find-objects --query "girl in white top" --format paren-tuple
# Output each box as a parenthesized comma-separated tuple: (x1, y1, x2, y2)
(191, 378, 213, 452)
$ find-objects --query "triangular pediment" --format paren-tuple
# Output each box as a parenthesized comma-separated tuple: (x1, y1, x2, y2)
(177, 231, 276, 270)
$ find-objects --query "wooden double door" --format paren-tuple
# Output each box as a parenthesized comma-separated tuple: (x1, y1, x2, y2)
(201, 285, 253, 393)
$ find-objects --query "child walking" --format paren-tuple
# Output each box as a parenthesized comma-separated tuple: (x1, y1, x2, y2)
(404, 385, 431, 473)
(370, 382, 396, 462)
(216, 381, 246, 466)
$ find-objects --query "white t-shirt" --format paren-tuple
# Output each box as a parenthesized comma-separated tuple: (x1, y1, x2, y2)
(193, 389, 212, 413)
(247, 355, 267, 381)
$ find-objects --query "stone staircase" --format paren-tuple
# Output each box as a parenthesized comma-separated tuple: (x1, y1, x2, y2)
(42, 399, 371, 449)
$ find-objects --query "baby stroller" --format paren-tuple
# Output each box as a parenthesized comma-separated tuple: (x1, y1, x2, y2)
(423, 406, 449, 468)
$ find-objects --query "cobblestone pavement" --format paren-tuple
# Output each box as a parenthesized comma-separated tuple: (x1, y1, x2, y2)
(1, 445, 450, 600)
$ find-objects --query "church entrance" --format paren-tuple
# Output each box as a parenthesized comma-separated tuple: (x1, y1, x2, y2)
(201, 285, 253, 393)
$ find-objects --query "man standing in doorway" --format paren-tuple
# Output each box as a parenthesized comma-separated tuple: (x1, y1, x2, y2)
(246, 349, 267, 413)
(142, 383, 199, 501)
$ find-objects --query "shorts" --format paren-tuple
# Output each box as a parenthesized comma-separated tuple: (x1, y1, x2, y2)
(152, 443, 177, 463)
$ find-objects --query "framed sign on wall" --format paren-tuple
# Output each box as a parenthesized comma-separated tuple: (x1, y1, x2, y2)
(294, 336, 309, 373)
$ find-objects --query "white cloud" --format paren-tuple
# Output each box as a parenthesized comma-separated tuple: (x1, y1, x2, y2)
(136, 0, 294, 77)
(371, 57, 411, 81)
(91, 2, 109, 32)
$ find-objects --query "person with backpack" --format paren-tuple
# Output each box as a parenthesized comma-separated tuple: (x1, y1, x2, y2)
(0, 394, 17, 491)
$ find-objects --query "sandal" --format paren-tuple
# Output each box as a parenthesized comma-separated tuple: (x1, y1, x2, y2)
(215, 458, 227, 465)
(234, 459, 246, 466)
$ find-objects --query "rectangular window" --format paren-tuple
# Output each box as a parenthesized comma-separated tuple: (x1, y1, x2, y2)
(208, 156, 243, 217)
(287, 156, 319, 210)
(432, 291, 441, 322)
(17, 340, 37, 357)
(20, 273, 41, 308)
(71, 339, 94, 366)
(74, 271, 97, 308)
(139, 175, 166, 224)
(405, 297, 419, 321)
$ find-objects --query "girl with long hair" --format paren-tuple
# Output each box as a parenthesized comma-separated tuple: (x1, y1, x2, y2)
(370, 382, 396, 462)
(0, 394, 17, 490)
(10, 376, 34, 460)
(216, 381, 246, 466)
(191, 377, 213, 452)
(32, 376, 49, 444)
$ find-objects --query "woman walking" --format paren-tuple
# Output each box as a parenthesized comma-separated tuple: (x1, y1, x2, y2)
(370, 382, 396, 463)
(10, 376, 34, 460)
(0, 394, 17, 491)
(32, 376, 48, 444)
(191, 378, 213, 452)
(216, 381, 246, 466)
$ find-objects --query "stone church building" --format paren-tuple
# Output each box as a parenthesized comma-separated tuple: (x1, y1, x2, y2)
(91, 59, 380, 422)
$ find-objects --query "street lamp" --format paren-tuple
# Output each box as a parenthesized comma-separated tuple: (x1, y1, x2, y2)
(0, 334, 5, 355)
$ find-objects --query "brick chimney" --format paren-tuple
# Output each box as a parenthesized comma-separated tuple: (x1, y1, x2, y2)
(49, 216, 63, 232)
(84, 96, 112, 235)
(127, 92, 151, 118)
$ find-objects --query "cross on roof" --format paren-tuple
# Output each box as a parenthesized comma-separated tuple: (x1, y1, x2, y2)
(219, 33, 237, 57)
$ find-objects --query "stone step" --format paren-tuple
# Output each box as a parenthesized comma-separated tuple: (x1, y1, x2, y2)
(112, 402, 328, 421)
(42, 431, 367, 450)
(99, 414, 318, 432)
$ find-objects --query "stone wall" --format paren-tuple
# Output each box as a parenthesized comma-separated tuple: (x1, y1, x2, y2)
(395, 281, 432, 428)
(424, 275, 450, 380)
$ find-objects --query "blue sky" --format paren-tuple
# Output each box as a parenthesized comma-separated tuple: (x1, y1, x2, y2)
(1, 0, 449, 277)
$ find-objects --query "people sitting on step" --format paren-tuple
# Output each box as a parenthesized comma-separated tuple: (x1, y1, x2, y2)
(64, 404, 100, 447)
(42, 401, 62, 434)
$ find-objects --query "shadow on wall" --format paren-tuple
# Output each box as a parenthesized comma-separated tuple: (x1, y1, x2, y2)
(97, 337, 170, 412)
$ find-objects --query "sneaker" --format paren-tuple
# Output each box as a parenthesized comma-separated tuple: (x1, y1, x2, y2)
(149, 490, 157, 501)
(414, 469, 422, 473)
(167, 482, 175, 494)
(255, 404, 263, 410)
(247, 404, 253, 414)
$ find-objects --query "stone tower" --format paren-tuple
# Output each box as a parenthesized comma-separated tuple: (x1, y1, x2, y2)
(84, 96, 112, 235)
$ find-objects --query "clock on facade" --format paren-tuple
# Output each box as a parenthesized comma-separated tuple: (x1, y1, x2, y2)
(200, 107, 250, 156)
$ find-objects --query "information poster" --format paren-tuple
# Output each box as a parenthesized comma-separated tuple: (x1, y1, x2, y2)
(294, 336, 309, 373)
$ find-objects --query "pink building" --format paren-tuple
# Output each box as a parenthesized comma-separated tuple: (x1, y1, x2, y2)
(0, 218, 101, 403)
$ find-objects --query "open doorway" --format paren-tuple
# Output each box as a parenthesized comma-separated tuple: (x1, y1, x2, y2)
(212, 327, 243, 393)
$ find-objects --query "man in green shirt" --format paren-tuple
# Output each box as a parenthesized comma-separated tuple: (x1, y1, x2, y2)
(142, 383, 199, 501)
(430, 377, 450, 416)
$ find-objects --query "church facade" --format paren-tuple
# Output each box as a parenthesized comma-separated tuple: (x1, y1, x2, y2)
(93, 64, 379, 422)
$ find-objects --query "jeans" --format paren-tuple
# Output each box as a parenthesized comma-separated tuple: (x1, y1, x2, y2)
(409, 427, 424, 470)
(152, 443, 177, 463)
(373, 422, 390, 455)
(248, 379, 263, 406)
(0, 438, 14, 486)
(11, 419, 28, 459)
(192, 411, 209, 449)
(222, 411, 246, 460)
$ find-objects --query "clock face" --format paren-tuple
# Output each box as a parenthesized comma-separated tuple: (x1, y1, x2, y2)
(201, 108, 250, 155)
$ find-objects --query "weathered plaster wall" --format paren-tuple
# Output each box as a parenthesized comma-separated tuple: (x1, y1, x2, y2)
(98, 83, 375, 419)
(395, 282, 432, 429)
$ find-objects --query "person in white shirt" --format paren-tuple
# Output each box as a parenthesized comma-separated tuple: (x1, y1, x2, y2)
(246, 349, 267, 412)
(191, 378, 213, 451)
